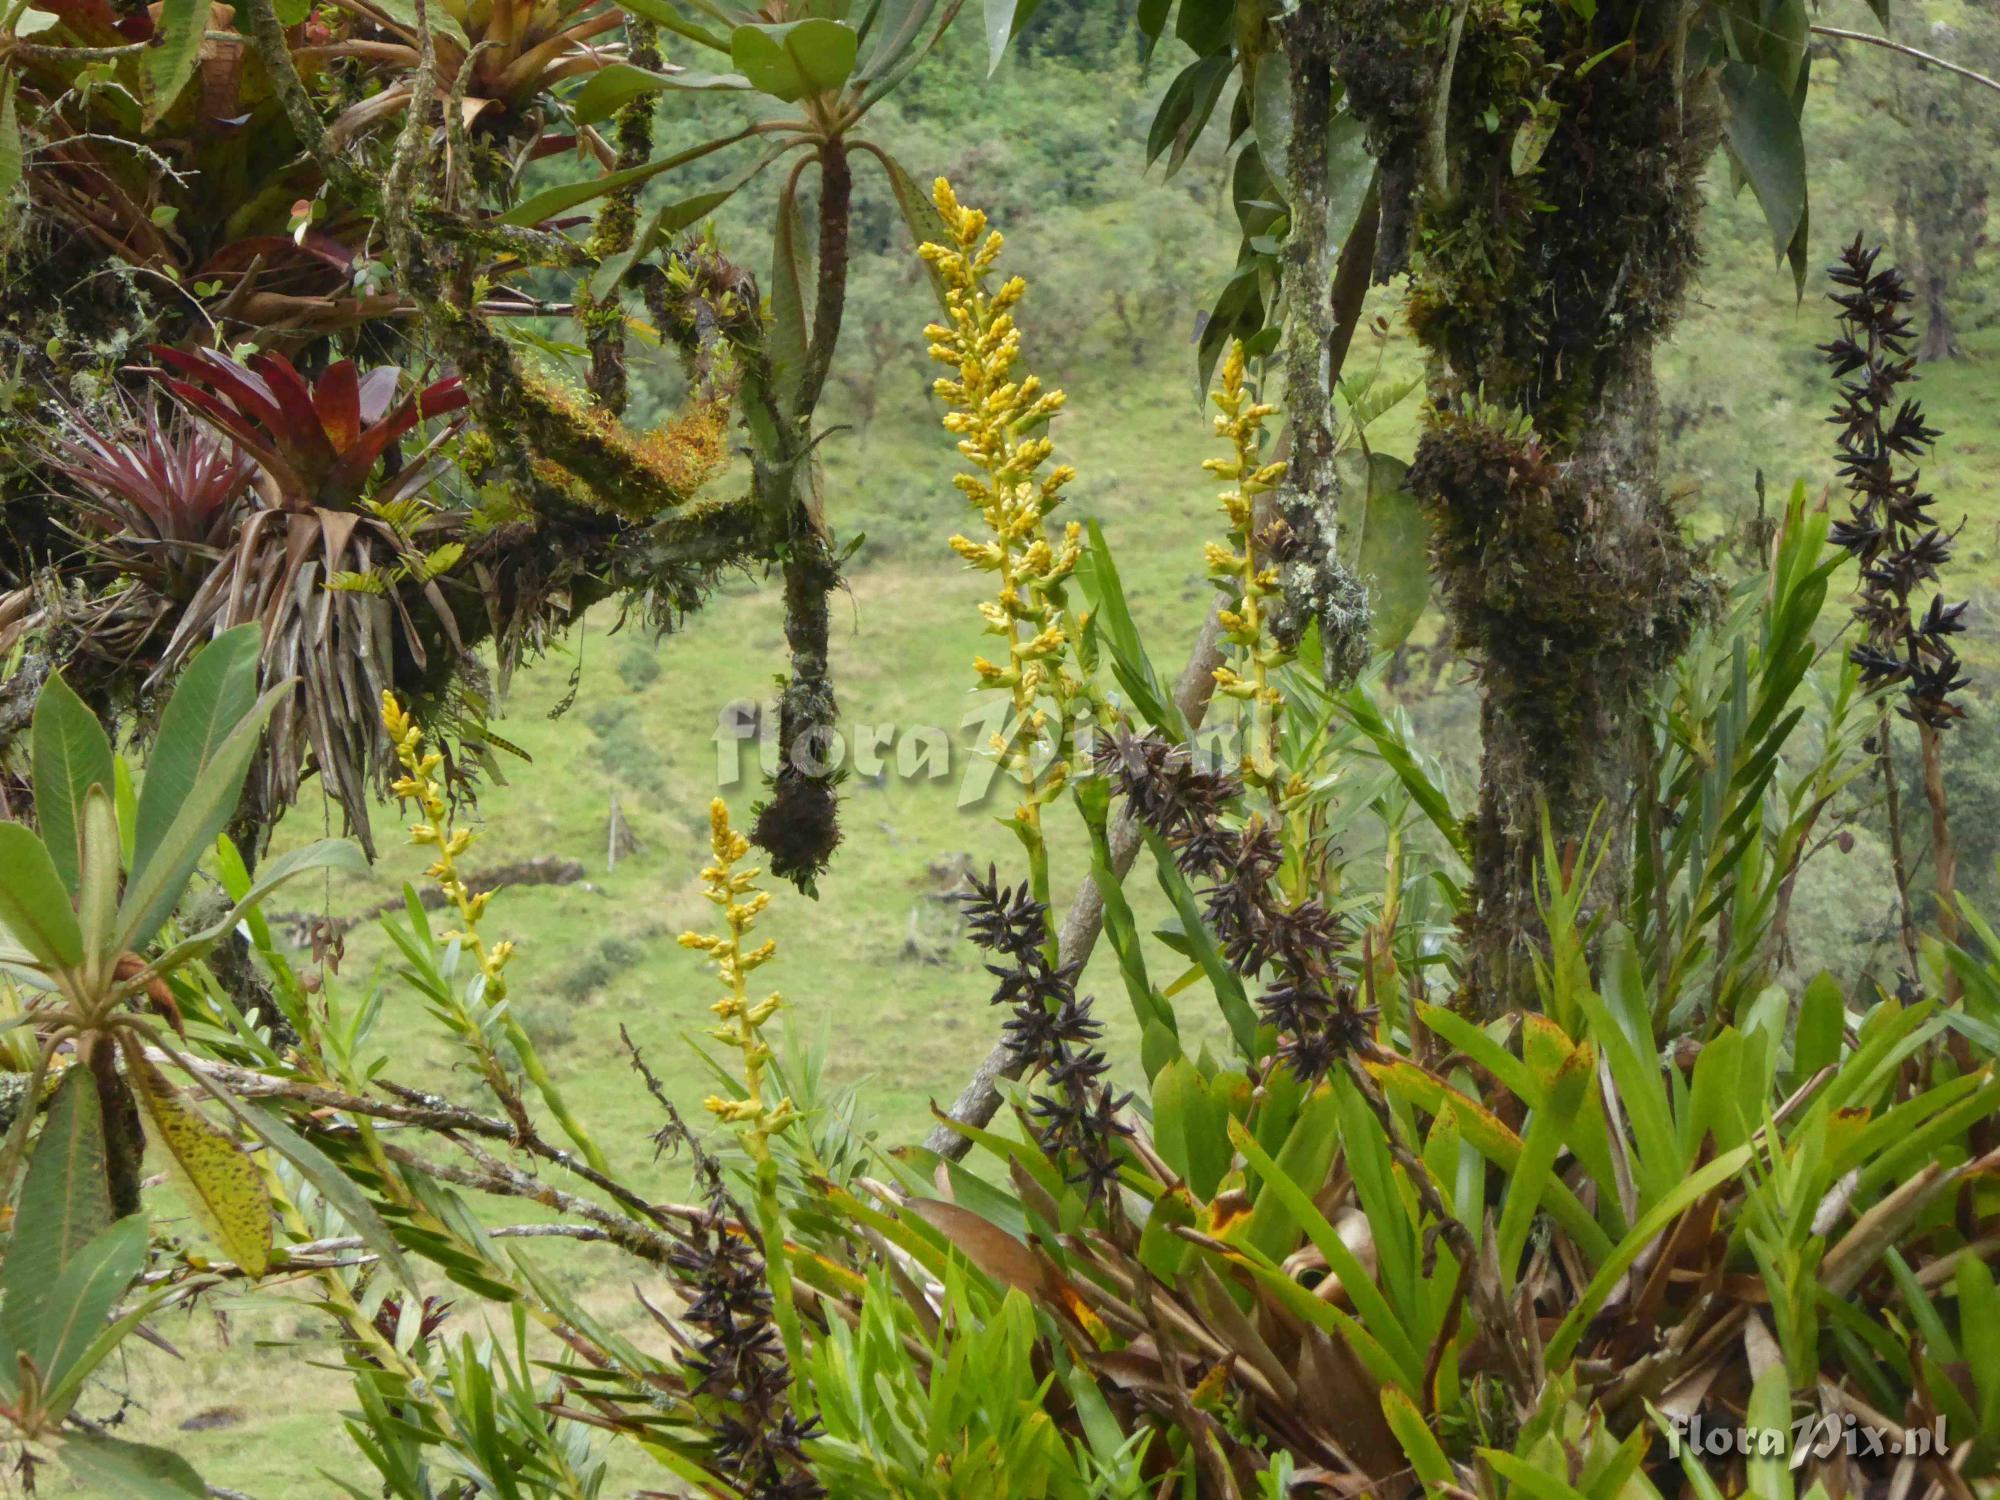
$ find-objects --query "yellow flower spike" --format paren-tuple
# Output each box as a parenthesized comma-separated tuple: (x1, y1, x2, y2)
(1195, 347, 1294, 788)
(680, 799, 793, 1160)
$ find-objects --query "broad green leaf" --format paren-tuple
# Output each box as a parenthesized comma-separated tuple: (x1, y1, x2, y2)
(980, 0, 1044, 72)
(568, 62, 750, 126)
(614, 0, 730, 49)
(60, 1428, 206, 1499)
(1, 1068, 112, 1362)
(133, 624, 260, 887)
(13, 1213, 148, 1405)
(1250, 58, 1291, 191)
(0, 825, 84, 970)
(142, 0, 206, 125)
(1152, 1060, 1229, 1200)
(1720, 60, 1806, 261)
(1336, 449, 1430, 652)
(499, 128, 751, 226)
(731, 19, 858, 103)
(127, 1048, 271, 1277)
(116, 682, 286, 954)
(1175, 0, 1230, 54)
(30, 672, 114, 896)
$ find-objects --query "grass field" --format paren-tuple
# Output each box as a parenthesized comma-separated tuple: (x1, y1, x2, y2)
(44, 16, 2000, 1492)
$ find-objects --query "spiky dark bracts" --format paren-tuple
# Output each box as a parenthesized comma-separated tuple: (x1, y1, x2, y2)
(667, 1153, 823, 1499)
(1095, 728, 1371, 1083)
(961, 867, 1130, 1202)
(1823, 238, 1970, 732)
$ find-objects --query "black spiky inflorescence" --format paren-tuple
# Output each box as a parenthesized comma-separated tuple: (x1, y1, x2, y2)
(1823, 237, 1970, 731)
(960, 867, 1131, 1202)
(666, 1150, 823, 1499)
(1096, 726, 1370, 1083)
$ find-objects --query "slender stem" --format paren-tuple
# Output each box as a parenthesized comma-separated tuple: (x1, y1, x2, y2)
(1876, 702, 1922, 979)
(1919, 720, 1961, 1001)
(1812, 24, 2000, 97)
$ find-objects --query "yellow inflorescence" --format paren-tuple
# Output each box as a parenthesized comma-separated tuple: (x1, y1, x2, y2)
(1201, 342, 1291, 785)
(919, 178, 1085, 809)
(678, 799, 795, 1153)
(383, 692, 512, 991)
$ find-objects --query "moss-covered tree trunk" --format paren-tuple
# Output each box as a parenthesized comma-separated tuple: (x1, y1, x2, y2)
(1334, 0, 1713, 1014)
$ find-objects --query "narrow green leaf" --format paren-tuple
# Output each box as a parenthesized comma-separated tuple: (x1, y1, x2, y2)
(1382, 1386, 1453, 1489)
(30, 672, 114, 896)
(1231, 1113, 1426, 1390)
(1544, 1145, 1752, 1364)
(500, 128, 752, 227)
(1144, 828, 1258, 1062)
(146, 837, 365, 977)
(1745, 1361, 1794, 1500)
(0, 74, 21, 205)
(588, 145, 786, 297)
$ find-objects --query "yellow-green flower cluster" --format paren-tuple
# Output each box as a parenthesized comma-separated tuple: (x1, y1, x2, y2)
(384, 692, 513, 991)
(678, 799, 795, 1156)
(1201, 343, 1291, 786)
(919, 178, 1085, 810)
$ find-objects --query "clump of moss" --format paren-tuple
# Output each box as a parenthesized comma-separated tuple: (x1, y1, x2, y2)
(1328, 0, 1449, 276)
(1402, 5, 1715, 442)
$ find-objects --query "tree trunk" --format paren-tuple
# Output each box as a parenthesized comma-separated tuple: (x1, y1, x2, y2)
(1332, 0, 1713, 1015)
(1448, 345, 1694, 1010)
(1918, 270, 1964, 361)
